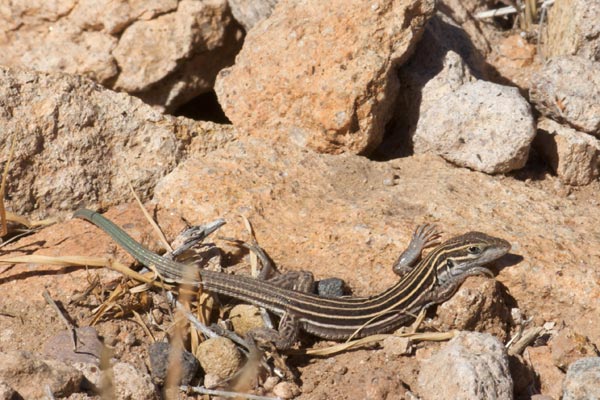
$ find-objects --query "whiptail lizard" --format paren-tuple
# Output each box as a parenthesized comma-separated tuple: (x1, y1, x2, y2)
(74, 209, 510, 349)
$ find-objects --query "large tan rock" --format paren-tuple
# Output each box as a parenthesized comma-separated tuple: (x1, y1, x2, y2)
(0, 0, 242, 111)
(215, 0, 435, 155)
(0, 67, 236, 218)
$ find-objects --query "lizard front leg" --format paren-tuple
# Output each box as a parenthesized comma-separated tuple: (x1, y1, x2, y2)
(393, 224, 441, 277)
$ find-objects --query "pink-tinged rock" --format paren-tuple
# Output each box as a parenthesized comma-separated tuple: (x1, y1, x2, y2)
(215, 0, 435, 155)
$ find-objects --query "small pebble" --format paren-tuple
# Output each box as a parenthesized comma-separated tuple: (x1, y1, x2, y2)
(263, 376, 280, 392)
(272, 381, 301, 399)
(195, 337, 242, 379)
(317, 278, 346, 297)
(203, 373, 221, 389)
(382, 336, 411, 357)
(228, 304, 265, 337)
(148, 341, 199, 385)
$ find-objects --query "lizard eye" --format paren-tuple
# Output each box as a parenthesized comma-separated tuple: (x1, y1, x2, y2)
(467, 246, 482, 254)
(446, 259, 454, 269)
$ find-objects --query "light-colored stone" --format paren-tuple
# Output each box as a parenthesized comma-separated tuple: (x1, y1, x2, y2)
(228, 0, 278, 31)
(111, 362, 156, 400)
(413, 80, 535, 173)
(0, 0, 242, 111)
(0, 351, 84, 399)
(563, 357, 600, 400)
(272, 381, 301, 399)
(195, 337, 242, 379)
(228, 304, 265, 337)
(530, 56, 600, 136)
(0, 67, 236, 218)
(215, 0, 435, 155)
(535, 118, 600, 186)
(382, 335, 412, 357)
(544, 0, 600, 61)
(417, 332, 512, 400)
(380, 12, 483, 159)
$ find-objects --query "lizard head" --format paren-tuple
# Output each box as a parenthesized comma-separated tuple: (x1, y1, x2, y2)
(432, 231, 511, 285)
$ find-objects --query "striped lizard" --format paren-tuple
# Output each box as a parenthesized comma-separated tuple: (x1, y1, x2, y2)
(74, 209, 510, 349)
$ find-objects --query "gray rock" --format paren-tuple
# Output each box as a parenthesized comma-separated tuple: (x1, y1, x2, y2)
(535, 118, 600, 186)
(530, 56, 600, 136)
(43, 327, 103, 365)
(418, 332, 513, 400)
(228, 0, 279, 31)
(413, 80, 535, 173)
(149, 342, 199, 385)
(317, 278, 346, 297)
(563, 357, 600, 400)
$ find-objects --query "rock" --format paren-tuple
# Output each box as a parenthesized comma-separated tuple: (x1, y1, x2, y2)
(428, 276, 510, 342)
(0, 351, 84, 399)
(530, 56, 600, 136)
(380, 12, 482, 159)
(228, 0, 278, 31)
(111, 362, 156, 400)
(195, 337, 242, 379)
(488, 34, 538, 90)
(417, 332, 512, 400)
(316, 278, 346, 297)
(382, 335, 412, 357)
(148, 342, 199, 385)
(535, 118, 600, 186)
(228, 304, 265, 337)
(113, 0, 243, 111)
(0, 67, 235, 218)
(413, 80, 535, 173)
(544, 0, 600, 61)
(215, 0, 435, 155)
(43, 327, 104, 365)
(525, 346, 565, 399)
(563, 357, 600, 400)
(550, 329, 599, 371)
(272, 381, 301, 399)
(0, 0, 243, 111)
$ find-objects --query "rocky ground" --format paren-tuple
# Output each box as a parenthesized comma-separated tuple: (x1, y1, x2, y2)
(0, 0, 599, 399)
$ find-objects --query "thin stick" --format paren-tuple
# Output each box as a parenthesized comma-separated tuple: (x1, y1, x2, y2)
(127, 179, 172, 252)
(181, 385, 281, 400)
(42, 290, 78, 351)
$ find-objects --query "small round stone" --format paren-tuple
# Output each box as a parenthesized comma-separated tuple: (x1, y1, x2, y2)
(195, 337, 242, 379)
